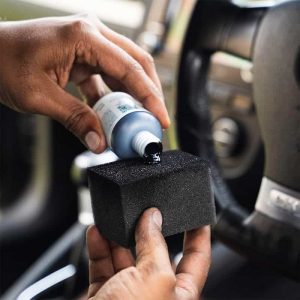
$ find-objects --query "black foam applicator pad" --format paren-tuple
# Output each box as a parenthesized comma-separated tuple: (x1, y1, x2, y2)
(88, 150, 216, 247)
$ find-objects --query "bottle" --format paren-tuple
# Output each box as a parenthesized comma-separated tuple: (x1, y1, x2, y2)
(93, 92, 163, 163)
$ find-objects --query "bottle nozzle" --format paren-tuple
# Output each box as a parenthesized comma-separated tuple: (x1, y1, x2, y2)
(132, 131, 162, 164)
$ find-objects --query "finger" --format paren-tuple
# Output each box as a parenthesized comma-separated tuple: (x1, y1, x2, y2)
(81, 33, 170, 128)
(86, 225, 115, 297)
(176, 226, 211, 291)
(70, 64, 107, 106)
(135, 208, 173, 274)
(40, 78, 106, 153)
(110, 241, 135, 273)
(100, 25, 163, 93)
(79, 74, 107, 106)
(101, 74, 129, 94)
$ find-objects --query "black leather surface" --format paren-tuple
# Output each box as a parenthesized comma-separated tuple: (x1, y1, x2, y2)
(253, 0, 300, 191)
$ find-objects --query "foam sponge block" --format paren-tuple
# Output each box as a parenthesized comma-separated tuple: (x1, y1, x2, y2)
(88, 150, 216, 247)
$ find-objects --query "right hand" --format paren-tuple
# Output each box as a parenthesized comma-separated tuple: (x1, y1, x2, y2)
(87, 208, 211, 300)
(0, 15, 170, 153)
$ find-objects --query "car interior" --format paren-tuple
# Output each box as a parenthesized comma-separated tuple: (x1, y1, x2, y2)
(0, 0, 299, 299)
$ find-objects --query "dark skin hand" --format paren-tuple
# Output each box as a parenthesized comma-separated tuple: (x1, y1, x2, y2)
(87, 208, 211, 300)
(0, 16, 211, 298)
(0, 15, 170, 152)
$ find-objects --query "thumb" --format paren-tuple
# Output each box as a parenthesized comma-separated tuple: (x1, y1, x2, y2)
(42, 82, 106, 153)
(135, 208, 173, 274)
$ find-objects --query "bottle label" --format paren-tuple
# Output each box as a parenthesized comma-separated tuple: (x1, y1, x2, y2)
(94, 94, 147, 147)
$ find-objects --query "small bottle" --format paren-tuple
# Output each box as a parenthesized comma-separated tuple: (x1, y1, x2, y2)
(93, 92, 163, 163)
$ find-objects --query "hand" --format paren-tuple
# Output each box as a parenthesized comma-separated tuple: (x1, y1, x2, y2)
(0, 15, 170, 153)
(87, 208, 211, 300)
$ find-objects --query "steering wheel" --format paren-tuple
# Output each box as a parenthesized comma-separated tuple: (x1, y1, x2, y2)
(177, 0, 300, 280)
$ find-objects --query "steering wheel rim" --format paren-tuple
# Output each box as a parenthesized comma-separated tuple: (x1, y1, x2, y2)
(176, 0, 300, 280)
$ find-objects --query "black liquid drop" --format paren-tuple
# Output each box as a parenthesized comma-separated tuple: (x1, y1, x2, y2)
(143, 142, 163, 165)
(143, 152, 161, 164)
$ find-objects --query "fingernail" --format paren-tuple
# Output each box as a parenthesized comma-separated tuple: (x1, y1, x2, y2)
(152, 210, 162, 228)
(85, 131, 101, 152)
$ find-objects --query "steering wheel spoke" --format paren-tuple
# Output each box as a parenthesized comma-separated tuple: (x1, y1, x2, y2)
(185, 0, 266, 59)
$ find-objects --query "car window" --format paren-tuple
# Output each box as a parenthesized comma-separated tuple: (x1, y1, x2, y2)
(15, 0, 145, 28)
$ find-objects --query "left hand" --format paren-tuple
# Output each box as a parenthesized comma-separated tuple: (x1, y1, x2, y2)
(86, 208, 211, 300)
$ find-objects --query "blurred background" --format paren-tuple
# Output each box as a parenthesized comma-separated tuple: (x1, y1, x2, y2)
(0, 0, 195, 293)
(1, 0, 299, 299)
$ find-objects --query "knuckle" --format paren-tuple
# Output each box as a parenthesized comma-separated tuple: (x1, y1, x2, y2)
(124, 267, 140, 280)
(136, 244, 152, 262)
(120, 60, 144, 81)
(140, 260, 157, 275)
(71, 19, 88, 32)
(63, 18, 91, 40)
(148, 230, 167, 248)
(127, 60, 144, 74)
(64, 104, 92, 133)
(140, 52, 155, 67)
(116, 267, 142, 287)
(136, 230, 150, 248)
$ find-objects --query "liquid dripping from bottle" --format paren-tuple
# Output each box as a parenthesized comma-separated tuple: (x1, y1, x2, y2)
(143, 142, 162, 165)
(143, 152, 161, 164)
